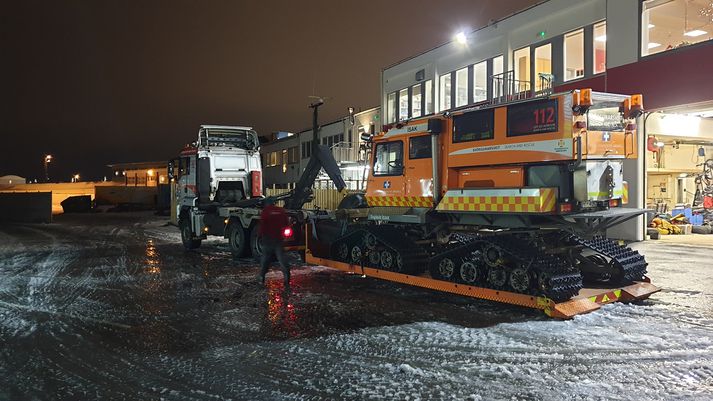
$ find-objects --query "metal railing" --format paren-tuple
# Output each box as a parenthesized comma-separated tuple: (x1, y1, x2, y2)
(491, 70, 531, 104)
(490, 70, 554, 105)
(330, 141, 359, 163)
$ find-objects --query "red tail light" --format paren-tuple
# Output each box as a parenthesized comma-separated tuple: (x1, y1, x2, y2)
(559, 203, 573, 213)
(609, 199, 620, 208)
(283, 227, 293, 239)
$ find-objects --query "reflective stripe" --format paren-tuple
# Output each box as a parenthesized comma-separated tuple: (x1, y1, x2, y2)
(622, 182, 629, 204)
(436, 188, 557, 213)
(365, 196, 434, 208)
(588, 289, 622, 304)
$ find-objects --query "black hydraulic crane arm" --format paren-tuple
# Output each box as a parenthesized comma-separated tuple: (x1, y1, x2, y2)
(283, 99, 347, 210)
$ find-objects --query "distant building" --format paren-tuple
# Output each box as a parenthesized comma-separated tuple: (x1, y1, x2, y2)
(107, 161, 168, 187)
(0, 175, 27, 186)
(261, 107, 380, 190)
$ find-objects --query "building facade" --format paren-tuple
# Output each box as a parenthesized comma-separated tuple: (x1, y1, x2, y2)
(261, 107, 380, 190)
(107, 161, 169, 187)
(382, 0, 713, 240)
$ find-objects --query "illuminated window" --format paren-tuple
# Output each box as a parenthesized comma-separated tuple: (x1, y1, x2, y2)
(412, 84, 422, 118)
(594, 21, 606, 74)
(425, 80, 433, 115)
(399, 88, 409, 121)
(387, 92, 396, 123)
(473, 61, 487, 103)
(439, 73, 452, 111)
(534, 43, 552, 92)
(455, 67, 468, 107)
(642, 0, 713, 56)
(492, 55, 504, 98)
(564, 29, 584, 81)
(513, 47, 530, 93)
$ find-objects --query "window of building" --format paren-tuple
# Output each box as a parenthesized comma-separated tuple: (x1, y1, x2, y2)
(288, 146, 299, 164)
(399, 88, 409, 121)
(513, 46, 530, 93)
(409, 135, 432, 159)
(492, 55, 504, 98)
(455, 67, 468, 107)
(302, 141, 312, 159)
(269, 151, 278, 166)
(425, 80, 433, 115)
(534, 43, 552, 92)
(564, 29, 584, 81)
(453, 109, 495, 143)
(387, 92, 397, 123)
(593, 21, 606, 74)
(473, 61, 487, 103)
(642, 0, 713, 56)
(373, 141, 404, 176)
(439, 73, 452, 111)
(412, 84, 422, 118)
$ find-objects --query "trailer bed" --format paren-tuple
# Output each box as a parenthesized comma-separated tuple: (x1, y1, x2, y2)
(305, 253, 660, 319)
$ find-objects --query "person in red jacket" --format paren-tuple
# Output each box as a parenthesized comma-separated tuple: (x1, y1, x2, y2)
(258, 198, 291, 289)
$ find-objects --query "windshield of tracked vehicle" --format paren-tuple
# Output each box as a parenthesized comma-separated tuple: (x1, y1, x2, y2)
(587, 102, 625, 132)
(201, 129, 257, 149)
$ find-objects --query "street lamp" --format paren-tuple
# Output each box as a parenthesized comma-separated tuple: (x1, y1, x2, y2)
(43, 154, 53, 182)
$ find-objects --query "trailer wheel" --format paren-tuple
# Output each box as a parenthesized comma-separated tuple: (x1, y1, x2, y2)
(228, 223, 249, 258)
(249, 224, 264, 262)
(179, 218, 201, 250)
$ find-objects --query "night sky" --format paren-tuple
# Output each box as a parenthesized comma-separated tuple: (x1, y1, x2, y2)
(1, 0, 538, 181)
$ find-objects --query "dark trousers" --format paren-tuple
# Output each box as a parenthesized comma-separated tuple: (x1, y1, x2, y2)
(259, 237, 290, 284)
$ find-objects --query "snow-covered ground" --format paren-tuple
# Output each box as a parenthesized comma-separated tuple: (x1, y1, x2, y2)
(0, 213, 711, 400)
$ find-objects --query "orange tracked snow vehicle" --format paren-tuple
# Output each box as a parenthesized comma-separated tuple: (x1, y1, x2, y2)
(306, 89, 658, 318)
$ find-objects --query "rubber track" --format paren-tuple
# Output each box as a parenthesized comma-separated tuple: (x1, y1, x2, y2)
(331, 226, 427, 274)
(567, 235, 648, 283)
(428, 234, 582, 302)
(476, 234, 582, 302)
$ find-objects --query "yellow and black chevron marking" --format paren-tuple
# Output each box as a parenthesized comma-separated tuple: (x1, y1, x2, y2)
(365, 196, 434, 208)
(436, 188, 557, 213)
(589, 289, 621, 304)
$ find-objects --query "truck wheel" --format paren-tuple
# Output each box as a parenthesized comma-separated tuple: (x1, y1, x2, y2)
(249, 224, 264, 261)
(228, 224, 249, 258)
(180, 218, 201, 250)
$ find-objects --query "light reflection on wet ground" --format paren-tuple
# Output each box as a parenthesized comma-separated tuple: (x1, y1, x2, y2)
(0, 212, 711, 400)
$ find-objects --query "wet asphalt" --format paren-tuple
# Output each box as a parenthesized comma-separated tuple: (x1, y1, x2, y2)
(0, 212, 712, 400)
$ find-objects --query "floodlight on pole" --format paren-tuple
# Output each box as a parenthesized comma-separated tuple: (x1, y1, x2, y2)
(44, 154, 53, 182)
